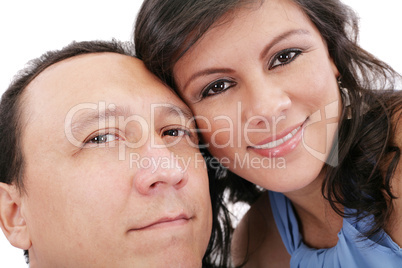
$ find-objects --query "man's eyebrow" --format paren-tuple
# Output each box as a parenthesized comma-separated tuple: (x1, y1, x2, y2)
(69, 104, 194, 136)
(70, 105, 132, 136)
(156, 104, 194, 122)
(259, 29, 311, 60)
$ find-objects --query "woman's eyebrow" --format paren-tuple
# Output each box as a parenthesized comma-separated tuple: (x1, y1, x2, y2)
(259, 28, 311, 60)
(181, 29, 310, 92)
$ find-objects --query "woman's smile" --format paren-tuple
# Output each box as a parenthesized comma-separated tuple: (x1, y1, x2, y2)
(248, 121, 304, 157)
(173, 0, 341, 192)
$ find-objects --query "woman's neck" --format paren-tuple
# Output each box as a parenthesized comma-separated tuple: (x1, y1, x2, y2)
(284, 169, 343, 248)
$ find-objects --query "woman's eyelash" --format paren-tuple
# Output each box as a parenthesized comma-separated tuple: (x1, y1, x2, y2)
(269, 48, 302, 69)
(197, 49, 301, 100)
(200, 79, 237, 99)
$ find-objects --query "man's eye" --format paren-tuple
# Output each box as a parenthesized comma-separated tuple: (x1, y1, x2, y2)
(269, 49, 302, 69)
(87, 134, 119, 144)
(162, 128, 189, 137)
(201, 79, 236, 98)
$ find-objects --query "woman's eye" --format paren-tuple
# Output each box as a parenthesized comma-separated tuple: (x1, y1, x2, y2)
(87, 134, 119, 144)
(269, 49, 302, 69)
(201, 79, 236, 98)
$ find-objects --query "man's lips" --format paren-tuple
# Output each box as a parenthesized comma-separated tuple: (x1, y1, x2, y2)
(130, 214, 190, 231)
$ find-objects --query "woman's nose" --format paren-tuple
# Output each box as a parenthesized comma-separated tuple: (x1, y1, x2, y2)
(243, 78, 291, 127)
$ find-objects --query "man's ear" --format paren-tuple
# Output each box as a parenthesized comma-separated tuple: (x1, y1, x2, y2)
(0, 182, 31, 250)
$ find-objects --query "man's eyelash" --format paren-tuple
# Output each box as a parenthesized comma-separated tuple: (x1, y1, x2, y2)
(162, 127, 193, 138)
(87, 134, 118, 144)
(83, 130, 123, 147)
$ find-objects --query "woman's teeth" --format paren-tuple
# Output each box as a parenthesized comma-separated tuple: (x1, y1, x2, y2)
(252, 126, 301, 149)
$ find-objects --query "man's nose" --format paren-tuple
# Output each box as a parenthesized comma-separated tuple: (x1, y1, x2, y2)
(133, 142, 188, 195)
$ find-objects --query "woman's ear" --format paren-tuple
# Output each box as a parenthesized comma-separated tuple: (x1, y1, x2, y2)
(0, 183, 31, 250)
(329, 57, 340, 78)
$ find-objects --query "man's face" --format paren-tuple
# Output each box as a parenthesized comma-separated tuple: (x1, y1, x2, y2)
(19, 53, 212, 267)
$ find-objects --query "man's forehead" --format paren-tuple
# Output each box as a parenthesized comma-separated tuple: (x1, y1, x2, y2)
(30, 52, 137, 87)
(19, 53, 137, 129)
(21, 53, 193, 128)
(24, 53, 141, 106)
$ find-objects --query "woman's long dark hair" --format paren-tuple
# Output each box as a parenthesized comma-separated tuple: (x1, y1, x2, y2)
(134, 0, 402, 261)
(293, 0, 402, 238)
(203, 149, 260, 267)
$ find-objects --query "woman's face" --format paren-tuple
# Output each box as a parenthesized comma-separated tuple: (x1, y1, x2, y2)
(173, 0, 341, 193)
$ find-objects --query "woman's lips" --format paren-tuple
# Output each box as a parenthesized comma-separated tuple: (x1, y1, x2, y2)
(251, 125, 301, 149)
(248, 121, 305, 157)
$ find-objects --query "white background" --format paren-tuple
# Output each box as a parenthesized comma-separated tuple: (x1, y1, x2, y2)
(0, 0, 401, 267)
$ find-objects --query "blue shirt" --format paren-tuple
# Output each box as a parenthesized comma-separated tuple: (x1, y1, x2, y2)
(269, 191, 402, 267)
